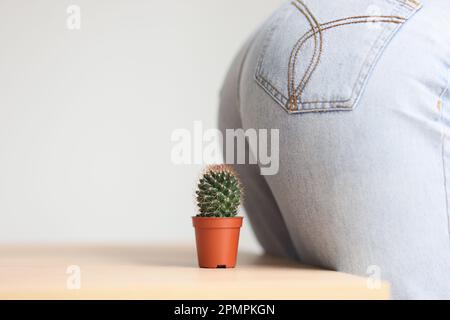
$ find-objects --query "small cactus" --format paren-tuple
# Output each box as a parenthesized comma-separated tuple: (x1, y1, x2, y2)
(196, 165, 242, 217)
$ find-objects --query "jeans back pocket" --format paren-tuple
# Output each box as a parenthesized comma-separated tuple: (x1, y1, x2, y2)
(255, 0, 422, 114)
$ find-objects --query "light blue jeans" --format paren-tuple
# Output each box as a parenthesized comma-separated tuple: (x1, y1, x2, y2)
(219, 0, 450, 299)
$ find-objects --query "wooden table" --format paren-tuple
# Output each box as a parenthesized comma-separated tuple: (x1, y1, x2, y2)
(0, 245, 390, 300)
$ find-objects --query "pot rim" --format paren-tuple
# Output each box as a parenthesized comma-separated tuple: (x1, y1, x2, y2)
(192, 216, 243, 228)
(191, 216, 243, 219)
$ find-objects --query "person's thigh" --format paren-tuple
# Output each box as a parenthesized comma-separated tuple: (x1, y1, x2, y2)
(238, 0, 450, 299)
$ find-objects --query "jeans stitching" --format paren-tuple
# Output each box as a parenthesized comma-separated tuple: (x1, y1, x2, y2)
(397, 0, 421, 10)
(289, 0, 405, 108)
(258, 18, 404, 110)
(289, 17, 404, 106)
(288, 0, 323, 112)
(257, 75, 289, 105)
(254, 3, 292, 107)
(255, 0, 420, 113)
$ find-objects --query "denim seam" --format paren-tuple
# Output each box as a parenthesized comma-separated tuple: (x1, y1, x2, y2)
(293, 0, 405, 110)
(289, 1, 405, 109)
(257, 25, 402, 108)
(257, 75, 290, 106)
(254, 3, 292, 108)
(257, 16, 403, 112)
(288, 0, 323, 112)
(398, 0, 421, 10)
(255, 0, 421, 114)
(290, 16, 405, 95)
(289, 17, 405, 106)
(386, 0, 420, 10)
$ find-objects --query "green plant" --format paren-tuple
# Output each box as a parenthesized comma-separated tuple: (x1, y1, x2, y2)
(196, 165, 242, 217)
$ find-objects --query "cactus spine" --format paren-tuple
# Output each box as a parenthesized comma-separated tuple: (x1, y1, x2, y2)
(196, 165, 242, 217)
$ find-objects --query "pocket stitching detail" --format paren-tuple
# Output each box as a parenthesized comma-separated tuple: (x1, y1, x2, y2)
(255, 0, 419, 114)
(288, 1, 323, 112)
(290, 3, 405, 111)
(289, 14, 405, 108)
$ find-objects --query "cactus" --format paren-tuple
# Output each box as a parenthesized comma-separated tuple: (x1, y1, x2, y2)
(196, 165, 242, 217)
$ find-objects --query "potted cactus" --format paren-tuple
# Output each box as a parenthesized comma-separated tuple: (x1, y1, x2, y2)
(193, 164, 243, 268)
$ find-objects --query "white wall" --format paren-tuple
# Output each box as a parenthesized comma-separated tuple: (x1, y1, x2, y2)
(0, 0, 282, 251)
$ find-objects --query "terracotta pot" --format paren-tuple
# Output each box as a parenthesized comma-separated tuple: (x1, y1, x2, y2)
(192, 216, 243, 268)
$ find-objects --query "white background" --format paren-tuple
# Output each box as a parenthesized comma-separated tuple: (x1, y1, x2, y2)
(0, 0, 282, 251)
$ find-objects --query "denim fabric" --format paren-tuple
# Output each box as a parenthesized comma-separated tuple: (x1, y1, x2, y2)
(255, 0, 421, 113)
(219, 0, 450, 299)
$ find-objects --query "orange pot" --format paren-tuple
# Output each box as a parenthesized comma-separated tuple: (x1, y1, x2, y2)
(192, 216, 243, 268)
